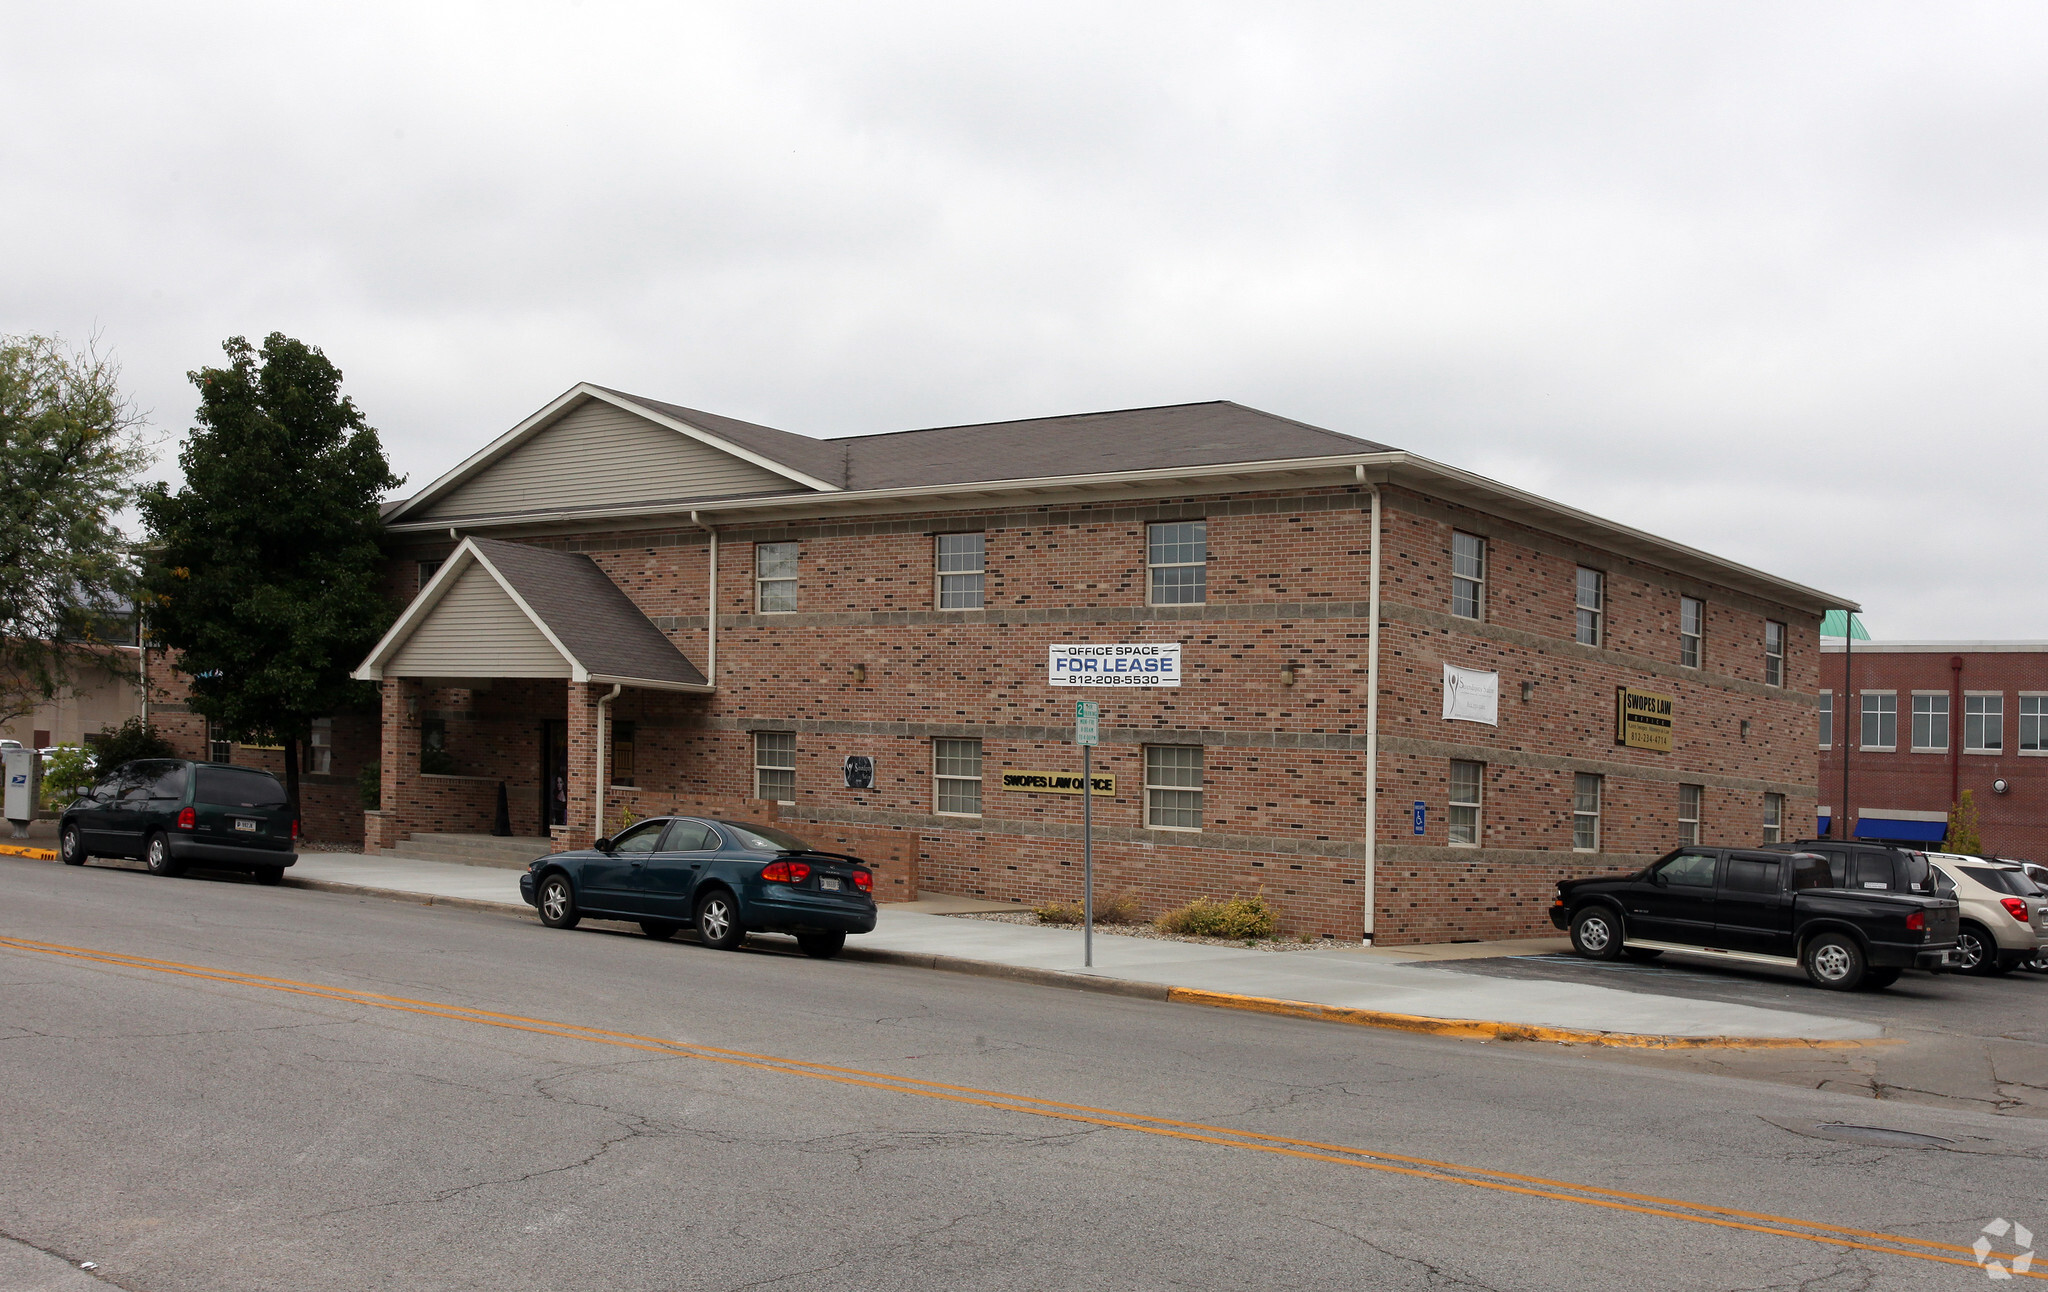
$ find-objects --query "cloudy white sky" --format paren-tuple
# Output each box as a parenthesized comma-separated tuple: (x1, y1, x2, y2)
(7, 3, 2045, 637)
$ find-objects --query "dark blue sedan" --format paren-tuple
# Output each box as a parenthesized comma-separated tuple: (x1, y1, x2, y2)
(519, 818, 877, 958)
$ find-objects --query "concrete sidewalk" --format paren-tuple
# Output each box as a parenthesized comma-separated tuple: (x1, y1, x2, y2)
(281, 851, 1886, 1046)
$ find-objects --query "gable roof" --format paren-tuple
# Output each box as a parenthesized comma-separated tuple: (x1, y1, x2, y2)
(354, 537, 709, 690)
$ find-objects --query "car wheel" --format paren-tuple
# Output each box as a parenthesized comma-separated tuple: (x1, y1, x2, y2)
(1804, 933, 1866, 991)
(797, 931, 846, 960)
(1569, 907, 1623, 960)
(536, 873, 581, 929)
(1955, 923, 2001, 976)
(640, 920, 679, 941)
(144, 834, 185, 878)
(694, 890, 746, 951)
(59, 825, 87, 866)
(1621, 947, 1664, 962)
(251, 867, 284, 886)
(1860, 967, 1902, 990)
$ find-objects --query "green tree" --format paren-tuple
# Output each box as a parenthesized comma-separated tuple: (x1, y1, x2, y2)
(140, 334, 401, 819)
(0, 334, 150, 724)
(1946, 789, 1983, 855)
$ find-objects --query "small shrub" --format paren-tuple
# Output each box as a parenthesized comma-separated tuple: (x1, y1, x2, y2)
(90, 718, 176, 772)
(1095, 890, 1144, 925)
(1033, 899, 1084, 925)
(41, 746, 97, 809)
(1155, 892, 1281, 940)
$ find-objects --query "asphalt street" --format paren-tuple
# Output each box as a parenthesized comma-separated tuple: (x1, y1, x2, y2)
(4, 855, 2046, 1292)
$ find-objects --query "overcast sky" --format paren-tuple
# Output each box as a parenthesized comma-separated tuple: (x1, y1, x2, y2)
(8, 3, 2045, 638)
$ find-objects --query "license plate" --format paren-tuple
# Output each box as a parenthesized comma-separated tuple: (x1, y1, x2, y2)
(820, 877, 841, 891)
(234, 819, 257, 833)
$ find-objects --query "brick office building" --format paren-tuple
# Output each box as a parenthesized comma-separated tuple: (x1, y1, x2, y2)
(338, 383, 1847, 943)
(1821, 639, 2048, 859)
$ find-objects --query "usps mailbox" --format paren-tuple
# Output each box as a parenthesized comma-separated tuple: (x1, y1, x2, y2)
(4, 747, 40, 836)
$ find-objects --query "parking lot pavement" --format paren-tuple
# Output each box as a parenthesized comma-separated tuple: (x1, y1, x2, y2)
(1427, 951, 2048, 1116)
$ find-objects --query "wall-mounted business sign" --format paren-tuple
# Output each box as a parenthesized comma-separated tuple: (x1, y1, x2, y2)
(1616, 686, 1675, 752)
(1048, 643, 1181, 687)
(1001, 770, 1117, 796)
(1441, 663, 1499, 726)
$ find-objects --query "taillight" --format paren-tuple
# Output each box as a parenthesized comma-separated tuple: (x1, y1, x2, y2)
(2001, 897, 2030, 924)
(760, 860, 812, 884)
(852, 869, 873, 893)
(176, 807, 196, 831)
(1905, 910, 1926, 932)
(291, 818, 301, 841)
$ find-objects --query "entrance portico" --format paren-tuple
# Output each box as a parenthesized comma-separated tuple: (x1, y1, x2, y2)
(353, 537, 711, 852)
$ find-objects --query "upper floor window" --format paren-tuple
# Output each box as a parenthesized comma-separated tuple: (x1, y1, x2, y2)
(417, 559, 445, 590)
(1965, 694, 2004, 753)
(1574, 568, 1604, 646)
(1148, 521, 1207, 606)
(755, 542, 798, 613)
(1763, 620, 1786, 687)
(1818, 691, 1832, 748)
(1451, 532, 1486, 620)
(2021, 695, 2048, 754)
(1762, 793, 1784, 844)
(937, 533, 985, 610)
(1860, 692, 1896, 751)
(1679, 596, 1704, 668)
(1911, 693, 1949, 753)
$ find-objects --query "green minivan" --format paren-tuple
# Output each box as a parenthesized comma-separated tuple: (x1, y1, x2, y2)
(59, 760, 299, 883)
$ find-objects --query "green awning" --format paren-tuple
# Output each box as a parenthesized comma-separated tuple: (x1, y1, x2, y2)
(1821, 609, 1870, 640)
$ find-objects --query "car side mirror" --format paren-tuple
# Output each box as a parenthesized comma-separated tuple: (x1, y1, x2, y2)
(594, 836, 614, 852)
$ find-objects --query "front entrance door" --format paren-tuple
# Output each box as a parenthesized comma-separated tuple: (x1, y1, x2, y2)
(540, 721, 568, 829)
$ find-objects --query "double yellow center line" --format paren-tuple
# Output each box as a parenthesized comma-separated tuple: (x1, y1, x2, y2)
(2, 932, 2031, 1281)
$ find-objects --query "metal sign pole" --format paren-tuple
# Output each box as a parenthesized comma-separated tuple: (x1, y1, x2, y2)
(1083, 741, 1093, 968)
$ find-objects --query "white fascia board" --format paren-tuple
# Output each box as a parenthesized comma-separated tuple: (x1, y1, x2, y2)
(352, 540, 486, 679)
(594, 389, 842, 493)
(585, 674, 715, 694)
(464, 546, 589, 682)
(383, 385, 596, 526)
(1860, 808, 1949, 823)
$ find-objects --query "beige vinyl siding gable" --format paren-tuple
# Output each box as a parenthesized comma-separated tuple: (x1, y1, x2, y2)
(418, 398, 801, 521)
(385, 563, 571, 678)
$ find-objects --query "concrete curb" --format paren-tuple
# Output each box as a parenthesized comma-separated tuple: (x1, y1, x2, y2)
(277, 875, 1875, 1051)
(0, 844, 58, 862)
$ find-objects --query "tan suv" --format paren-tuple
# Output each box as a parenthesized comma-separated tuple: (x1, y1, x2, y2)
(1925, 853, 2046, 975)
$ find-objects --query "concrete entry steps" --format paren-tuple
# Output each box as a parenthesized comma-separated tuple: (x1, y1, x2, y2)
(380, 833, 555, 870)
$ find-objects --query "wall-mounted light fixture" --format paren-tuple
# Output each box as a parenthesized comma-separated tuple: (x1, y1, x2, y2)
(1280, 664, 1297, 687)
(1994, 778, 2011, 795)
(1521, 681, 1535, 703)
(852, 663, 867, 684)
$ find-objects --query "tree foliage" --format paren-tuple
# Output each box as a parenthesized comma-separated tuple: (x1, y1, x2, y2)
(0, 334, 150, 724)
(1947, 789, 1983, 855)
(90, 716, 177, 771)
(140, 334, 401, 815)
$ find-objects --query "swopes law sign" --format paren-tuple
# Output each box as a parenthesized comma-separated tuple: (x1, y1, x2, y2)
(1048, 643, 1182, 687)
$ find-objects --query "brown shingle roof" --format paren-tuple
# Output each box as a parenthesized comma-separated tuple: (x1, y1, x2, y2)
(473, 537, 707, 687)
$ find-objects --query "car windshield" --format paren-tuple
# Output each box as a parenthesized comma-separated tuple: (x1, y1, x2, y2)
(194, 766, 287, 809)
(1960, 865, 2038, 897)
(716, 821, 814, 853)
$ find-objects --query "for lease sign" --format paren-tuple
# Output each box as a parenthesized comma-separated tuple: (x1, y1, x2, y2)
(1047, 643, 1182, 687)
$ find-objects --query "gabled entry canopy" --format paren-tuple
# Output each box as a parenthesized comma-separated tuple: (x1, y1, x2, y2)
(354, 537, 710, 692)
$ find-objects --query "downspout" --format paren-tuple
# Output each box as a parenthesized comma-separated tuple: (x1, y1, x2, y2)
(1362, 471, 1382, 944)
(1840, 618, 1853, 839)
(690, 510, 718, 683)
(1950, 654, 1964, 812)
(594, 683, 621, 841)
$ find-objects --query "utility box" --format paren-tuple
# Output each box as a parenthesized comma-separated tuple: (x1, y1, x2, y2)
(4, 747, 40, 836)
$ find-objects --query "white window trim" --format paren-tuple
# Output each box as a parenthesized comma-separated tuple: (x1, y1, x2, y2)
(753, 732, 796, 805)
(1762, 792, 1785, 844)
(1450, 532, 1486, 622)
(1572, 774, 1602, 854)
(1146, 520, 1208, 608)
(1909, 690, 1950, 755)
(1858, 690, 1897, 753)
(2018, 692, 2048, 757)
(1678, 596, 1705, 669)
(1677, 783, 1702, 847)
(754, 541, 798, 614)
(932, 738, 983, 818)
(1574, 567, 1604, 648)
(1143, 745, 1204, 833)
(935, 533, 986, 612)
(1763, 620, 1787, 688)
(1447, 760, 1482, 848)
(1817, 689, 1832, 750)
(1964, 690, 2005, 755)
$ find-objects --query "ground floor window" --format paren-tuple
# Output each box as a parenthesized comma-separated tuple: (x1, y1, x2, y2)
(421, 717, 453, 774)
(933, 738, 983, 816)
(1763, 792, 1784, 843)
(305, 717, 333, 775)
(1572, 773, 1602, 851)
(1448, 760, 1482, 846)
(610, 720, 635, 788)
(1678, 783, 1703, 846)
(1145, 745, 1203, 830)
(207, 720, 231, 764)
(754, 731, 795, 804)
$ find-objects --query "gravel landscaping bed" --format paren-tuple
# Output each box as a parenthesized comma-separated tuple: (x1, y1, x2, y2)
(943, 909, 1348, 952)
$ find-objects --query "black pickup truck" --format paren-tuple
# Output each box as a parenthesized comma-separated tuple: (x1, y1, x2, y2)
(1549, 846, 1961, 990)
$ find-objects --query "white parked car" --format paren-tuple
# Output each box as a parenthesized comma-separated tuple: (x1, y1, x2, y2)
(1924, 853, 2046, 975)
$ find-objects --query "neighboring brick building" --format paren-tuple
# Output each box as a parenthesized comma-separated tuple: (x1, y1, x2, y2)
(344, 384, 1849, 943)
(1820, 639, 2048, 860)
